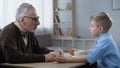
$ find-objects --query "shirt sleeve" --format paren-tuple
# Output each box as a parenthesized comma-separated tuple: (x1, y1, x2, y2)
(85, 39, 110, 64)
(32, 34, 53, 54)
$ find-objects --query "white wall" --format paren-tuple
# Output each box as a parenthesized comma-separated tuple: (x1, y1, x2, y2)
(75, 0, 120, 44)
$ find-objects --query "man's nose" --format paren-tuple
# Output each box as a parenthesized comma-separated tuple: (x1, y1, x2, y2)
(36, 21, 40, 25)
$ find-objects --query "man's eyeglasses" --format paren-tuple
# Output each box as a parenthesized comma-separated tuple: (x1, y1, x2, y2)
(24, 16, 39, 22)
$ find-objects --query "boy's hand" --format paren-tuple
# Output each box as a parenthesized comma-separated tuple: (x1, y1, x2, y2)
(68, 48, 78, 55)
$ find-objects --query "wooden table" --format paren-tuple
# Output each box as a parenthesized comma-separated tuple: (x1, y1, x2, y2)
(0, 53, 85, 68)
(1, 62, 85, 68)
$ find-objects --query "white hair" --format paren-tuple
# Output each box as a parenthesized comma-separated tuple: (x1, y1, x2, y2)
(15, 3, 35, 22)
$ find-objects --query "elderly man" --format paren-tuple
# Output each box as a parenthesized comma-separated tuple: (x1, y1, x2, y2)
(0, 3, 63, 63)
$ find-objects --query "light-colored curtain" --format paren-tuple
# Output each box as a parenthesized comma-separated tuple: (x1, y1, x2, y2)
(0, 0, 53, 35)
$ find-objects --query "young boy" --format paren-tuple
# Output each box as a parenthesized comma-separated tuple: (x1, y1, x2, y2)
(57, 12, 120, 68)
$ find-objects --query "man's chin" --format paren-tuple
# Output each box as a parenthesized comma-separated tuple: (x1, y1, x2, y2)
(30, 30, 35, 33)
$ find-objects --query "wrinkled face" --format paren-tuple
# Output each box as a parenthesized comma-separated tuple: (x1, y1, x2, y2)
(22, 8, 40, 32)
(89, 21, 101, 37)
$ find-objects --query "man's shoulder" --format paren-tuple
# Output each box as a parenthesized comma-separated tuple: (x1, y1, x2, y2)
(3, 22, 15, 30)
(1, 22, 18, 36)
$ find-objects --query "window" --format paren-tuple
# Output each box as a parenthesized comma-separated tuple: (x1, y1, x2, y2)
(0, 0, 53, 34)
(112, 0, 120, 10)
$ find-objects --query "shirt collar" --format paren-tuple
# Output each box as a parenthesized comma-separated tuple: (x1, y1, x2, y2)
(97, 33, 110, 44)
(14, 22, 26, 33)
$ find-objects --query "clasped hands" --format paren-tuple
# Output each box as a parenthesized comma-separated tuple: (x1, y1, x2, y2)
(44, 48, 64, 62)
(45, 48, 78, 62)
(56, 48, 88, 63)
(45, 48, 88, 62)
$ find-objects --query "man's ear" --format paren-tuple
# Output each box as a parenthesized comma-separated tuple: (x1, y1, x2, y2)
(19, 17, 26, 25)
(19, 17, 24, 22)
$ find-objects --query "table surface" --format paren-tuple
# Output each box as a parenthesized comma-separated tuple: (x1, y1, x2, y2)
(0, 53, 85, 68)
(1, 62, 85, 68)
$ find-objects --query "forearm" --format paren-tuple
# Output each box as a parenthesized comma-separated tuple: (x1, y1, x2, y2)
(4, 48, 46, 63)
(83, 50, 89, 55)
(34, 46, 52, 54)
(3, 44, 46, 63)
(33, 39, 53, 54)
(65, 56, 87, 63)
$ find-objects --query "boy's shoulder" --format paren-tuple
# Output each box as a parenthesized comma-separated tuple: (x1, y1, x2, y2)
(97, 33, 112, 42)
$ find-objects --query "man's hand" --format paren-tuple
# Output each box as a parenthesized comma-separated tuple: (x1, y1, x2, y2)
(44, 53, 56, 62)
(44, 49, 64, 62)
(57, 56, 67, 63)
(55, 48, 64, 56)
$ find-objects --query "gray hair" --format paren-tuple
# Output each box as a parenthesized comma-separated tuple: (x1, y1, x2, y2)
(16, 3, 35, 22)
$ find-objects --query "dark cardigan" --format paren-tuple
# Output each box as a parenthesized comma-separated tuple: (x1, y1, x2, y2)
(0, 23, 52, 63)
(0, 30, 6, 63)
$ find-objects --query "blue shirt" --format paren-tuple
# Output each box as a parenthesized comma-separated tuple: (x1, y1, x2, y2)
(85, 33, 120, 68)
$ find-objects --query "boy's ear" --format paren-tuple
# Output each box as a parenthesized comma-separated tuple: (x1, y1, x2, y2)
(99, 26, 104, 32)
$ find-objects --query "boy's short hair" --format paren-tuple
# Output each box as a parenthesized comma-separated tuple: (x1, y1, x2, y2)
(90, 12, 112, 33)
